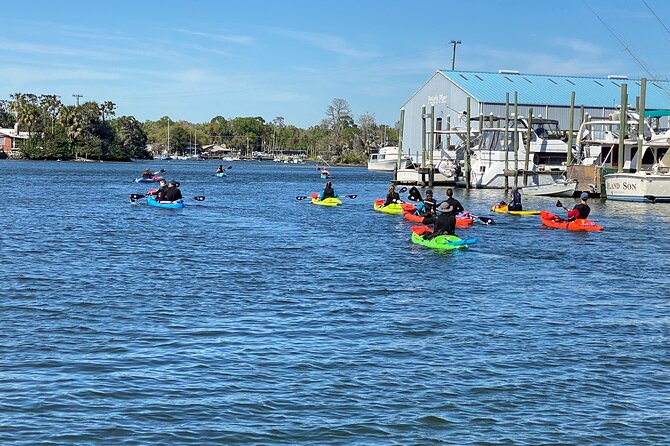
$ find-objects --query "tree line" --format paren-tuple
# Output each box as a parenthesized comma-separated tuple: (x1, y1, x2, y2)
(2, 95, 398, 163)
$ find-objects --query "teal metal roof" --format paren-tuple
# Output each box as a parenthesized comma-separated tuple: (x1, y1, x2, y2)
(440, 70, 670, 109)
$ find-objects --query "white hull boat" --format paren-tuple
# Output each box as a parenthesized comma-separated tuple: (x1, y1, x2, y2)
(605, 172, 670, 202)
(368, 146, 410, 171)
(523, 179, 578, 197)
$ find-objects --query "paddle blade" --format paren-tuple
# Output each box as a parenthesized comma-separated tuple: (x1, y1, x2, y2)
(227, 166, 232, 169)
(344, 194, 358, 199)
(408, 186, 422, 202)
(478, 216, 495, 225)
(193, 196, 206, 201)
(296, 196, 309, 201)
(556, 200, 563, 208)
(398, 187, 408, 193)
(130, 193, 146, 201)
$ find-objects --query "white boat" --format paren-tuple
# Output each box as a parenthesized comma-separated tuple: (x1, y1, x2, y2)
(368, 146, 410, 171)
(605, 145, 670, 202)
(469, 117, 569, 188)
(577, 110, 670, 202)
(523, 178, 578, 197)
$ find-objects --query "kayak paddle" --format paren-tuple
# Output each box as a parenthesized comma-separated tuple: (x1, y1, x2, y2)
(295, 195, 357, 201)
(470, 215, 495, 225)
(447, 238, 477, 246)
(556, 200, 570, 211)
(130, 193, 205, 202)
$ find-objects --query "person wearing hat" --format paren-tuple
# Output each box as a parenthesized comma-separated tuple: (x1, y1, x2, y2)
(141, 167, 153, 180)
(319, 181, 338, 200)
(383, 184, 402, 206)
(568, 192, 591, 220)
(163, 179, 183, 202)
(427, 188, 464, 239)
(508, 186, 523, 211)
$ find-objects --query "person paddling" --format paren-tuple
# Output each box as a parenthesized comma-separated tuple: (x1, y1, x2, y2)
(568, 192, 591, 220)
(414, 189, 437, 221)
(319, 181, 338, 200)
(383, 185, 402, 206)
(163, 180, 183, 202)
(147, 178, 169, 201)
(216, 165, 224, 174)
(141, 168, 153, 180)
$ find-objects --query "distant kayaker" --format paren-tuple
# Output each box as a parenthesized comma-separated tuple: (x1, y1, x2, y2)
(319, 181, 338, 200)
(383, 185, 402, 206)
(216, 165, 224, 174)
(141, 168, 153, 179)
(163, 180, 183, 202)
(507, 186, 523, 211)
(568, 192, 591, 220)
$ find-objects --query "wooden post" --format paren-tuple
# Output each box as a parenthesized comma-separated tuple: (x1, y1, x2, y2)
(504, 92, 510, 191)
(513, 92, 519, 188)
(446, 115, 451, 151)
(618, 84, 627, 173)
(465, 97, 471, 189)
(637, 78, 647, 172)
(524, 108, 533, 186)
(396, 108, 405, 176)
(567, 91, 575, 165)
(421, 105, 427, 183)
(479, 113, 484, 133)
(429, 105, 435, 186)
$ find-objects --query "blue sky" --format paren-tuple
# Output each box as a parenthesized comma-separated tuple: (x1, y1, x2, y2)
(2, 0, 670, 128)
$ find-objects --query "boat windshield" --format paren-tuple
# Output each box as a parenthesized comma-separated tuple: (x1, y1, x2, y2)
(533, 122, 562, 139)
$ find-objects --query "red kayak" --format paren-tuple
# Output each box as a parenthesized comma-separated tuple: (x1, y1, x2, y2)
(540, 211, 604, 231)
(403, 211, 475, 228)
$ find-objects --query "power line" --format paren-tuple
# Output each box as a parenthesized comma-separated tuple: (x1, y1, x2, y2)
(583, 0, 670, 100)
(641, 0, 670, 42)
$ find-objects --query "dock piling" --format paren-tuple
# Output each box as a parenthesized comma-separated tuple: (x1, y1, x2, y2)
(567, 92, 575, 165)
(465, 97, 471, 189)
(618, 84, 627, 173)
(504, 93, 509, 192)
(637, 78, 647, 172)
(523, 107, 533, 186)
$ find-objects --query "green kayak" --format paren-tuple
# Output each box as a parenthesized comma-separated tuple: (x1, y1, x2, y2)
(410, 225, 477, 250)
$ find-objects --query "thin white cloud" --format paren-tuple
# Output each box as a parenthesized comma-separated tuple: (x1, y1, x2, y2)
(173, 28, 254, 45)
(273, 29, 378, 58)
(0, 65, 120, 84)
(552, 38, 603, 55)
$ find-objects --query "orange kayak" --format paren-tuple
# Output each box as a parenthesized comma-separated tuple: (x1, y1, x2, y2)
(540, 211, 603, 231)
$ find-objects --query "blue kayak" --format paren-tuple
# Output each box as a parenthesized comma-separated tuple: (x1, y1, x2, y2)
(215, 172, 226, 177)
(147, 196, 184, 209)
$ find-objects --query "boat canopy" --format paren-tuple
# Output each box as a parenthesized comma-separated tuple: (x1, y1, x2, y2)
(644, 109, 670, 118)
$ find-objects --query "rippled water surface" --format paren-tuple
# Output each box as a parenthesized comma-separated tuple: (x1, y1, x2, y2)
(1, 160, 669, 445)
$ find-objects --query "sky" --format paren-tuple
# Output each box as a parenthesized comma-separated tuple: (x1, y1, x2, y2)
(2, 0, 670, 128)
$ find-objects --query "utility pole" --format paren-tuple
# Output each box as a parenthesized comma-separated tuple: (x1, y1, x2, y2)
(450, 40, 461, 71)
(72, 94, 83, 106)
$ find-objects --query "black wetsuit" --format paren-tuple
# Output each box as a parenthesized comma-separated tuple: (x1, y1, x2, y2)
(572, 203, 590, 219)
(322, 186, 336, 199)
(164, 188, 183, 202)
(508, 191, 522, 211)
(443, 197, 464, 235)
(384, 192, 401, 206)
(153, 186, 169, 201)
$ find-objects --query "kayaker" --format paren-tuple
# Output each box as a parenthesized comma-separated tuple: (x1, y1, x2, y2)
(319, 181, 338, 200)
(568, 192, 591, 220)
(415, 189, 437, 220)
(508, 186, 523, 211)
(442, 188, 464, 234)
(216, 165, 224, 174)
(147, 178, 168, 200)
(163, 180, 183, 202)
(426, 201, 454, 239)
(141, 168, 153, 179)
(383, 185, 402, 206)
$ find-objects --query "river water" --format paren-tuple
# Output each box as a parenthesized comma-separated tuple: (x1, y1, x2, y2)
(0, 160, 668, 445)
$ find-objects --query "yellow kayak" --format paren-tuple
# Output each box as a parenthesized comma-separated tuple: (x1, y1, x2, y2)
(311, 196, 342, 207)
(373, 199, 416, 215)
(491, 204, 541, 216)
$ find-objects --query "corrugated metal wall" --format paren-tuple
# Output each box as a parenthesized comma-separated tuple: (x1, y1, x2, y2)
(401, 73, 670, 153)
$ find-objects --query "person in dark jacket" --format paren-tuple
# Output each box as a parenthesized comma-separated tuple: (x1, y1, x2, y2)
(319, 181, 337, 200)
(440, 188, 464, 235)
(147, 179, 169, 201)
(163, 180, 183, 202)
(568, 192, 591, 220)
(415, 189, 437, 217)
(141, 168, 153, 179)
(507, 186, 522, 211)
(383, 185, 402, 206)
